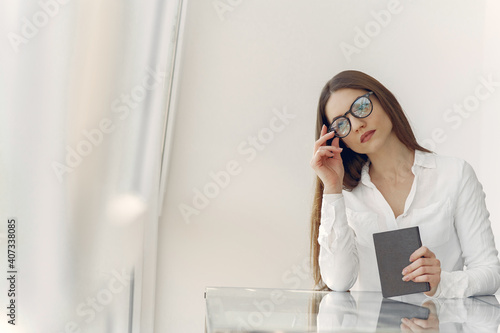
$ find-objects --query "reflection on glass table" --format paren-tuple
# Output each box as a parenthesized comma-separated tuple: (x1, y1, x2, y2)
(205, 287, 500, 332)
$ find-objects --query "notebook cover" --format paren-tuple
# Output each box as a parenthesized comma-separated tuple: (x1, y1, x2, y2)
(373, 226, 431, 298)
(376, 298, 430, 329)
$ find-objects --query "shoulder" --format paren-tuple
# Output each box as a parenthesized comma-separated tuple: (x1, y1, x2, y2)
(425, 151, 477, 181)
(418, 152, 484, 211)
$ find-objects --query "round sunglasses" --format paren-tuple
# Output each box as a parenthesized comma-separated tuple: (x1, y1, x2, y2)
(327, 91, 374, 138)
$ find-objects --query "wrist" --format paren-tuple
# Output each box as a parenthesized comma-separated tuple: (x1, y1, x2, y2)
(323, 186, 342, 194)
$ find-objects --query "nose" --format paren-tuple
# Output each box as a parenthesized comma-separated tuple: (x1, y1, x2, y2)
(347, 114, 366, 134)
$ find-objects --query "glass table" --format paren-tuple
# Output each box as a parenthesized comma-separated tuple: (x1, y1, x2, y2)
(205, 287, 500, 332)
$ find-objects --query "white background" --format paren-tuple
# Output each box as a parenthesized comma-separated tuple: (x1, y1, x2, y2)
(155, 1, 500, 332)
(2, 0, 499, 332)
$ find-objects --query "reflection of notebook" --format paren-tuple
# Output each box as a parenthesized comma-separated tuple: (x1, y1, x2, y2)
(373, 226, 431, 298)
(376, 298, 430, 329)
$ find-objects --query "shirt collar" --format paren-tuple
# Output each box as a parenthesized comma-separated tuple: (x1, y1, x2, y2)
(414, 149, 436, 169)
(360, 150, 436, 188)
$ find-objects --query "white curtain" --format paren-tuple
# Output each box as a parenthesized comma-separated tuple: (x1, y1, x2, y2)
(1, 0, 183, 331)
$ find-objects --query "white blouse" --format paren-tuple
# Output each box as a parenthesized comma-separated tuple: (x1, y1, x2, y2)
(318, 150, 500, 298)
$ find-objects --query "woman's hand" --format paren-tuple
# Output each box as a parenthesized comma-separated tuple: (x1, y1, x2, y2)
(400, 300, 439, 332)
(310, 125, 344, 194)
(402, 246, 441, 297)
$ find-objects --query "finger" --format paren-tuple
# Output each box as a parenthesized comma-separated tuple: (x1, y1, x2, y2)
(399, 323, 411, 332)
(403, 258, 440, 275)
(316, 146, 342, 156)
(403, 266, 441, 282)
(316, 149, 335, 159)
(313, 145, 342, 159)
(412, 265, 441, 278)
(311, 147, 337, 166)
(330, 136, 340, 148)
(321, 124, 327, 137)
(410, 246, 435, 261)
(410, 318, 432, 328)
(401, 318, 420, 331)
(413, 274, 440, 284)
(314, 130, 336, 151)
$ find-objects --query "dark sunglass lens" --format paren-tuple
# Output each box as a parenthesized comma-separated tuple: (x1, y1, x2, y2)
(352, 96, 372, 117)
(331, 117, 350, 138)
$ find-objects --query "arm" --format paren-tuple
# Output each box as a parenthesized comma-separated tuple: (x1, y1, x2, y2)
(318, 193, 359, 291)
(311, 125, 357, 290)
(435, 161, 500, 298)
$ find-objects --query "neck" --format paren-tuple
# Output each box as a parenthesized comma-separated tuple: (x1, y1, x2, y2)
(367, 133, 415, 183)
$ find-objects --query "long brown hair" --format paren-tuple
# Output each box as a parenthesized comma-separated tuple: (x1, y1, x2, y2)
(310, 70, 432, 290)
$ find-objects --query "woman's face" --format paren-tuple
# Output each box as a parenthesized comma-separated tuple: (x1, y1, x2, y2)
(325, 88, 394, 155)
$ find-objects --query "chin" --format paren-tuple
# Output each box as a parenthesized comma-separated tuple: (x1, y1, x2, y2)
(351, 141, 381, 155)
(347, 146, 369, 155)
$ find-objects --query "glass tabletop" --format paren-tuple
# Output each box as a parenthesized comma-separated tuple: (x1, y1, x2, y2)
(205, 287, 500, 332)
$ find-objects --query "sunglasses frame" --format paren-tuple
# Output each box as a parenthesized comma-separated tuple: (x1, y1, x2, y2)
(327, 91, 374, 139)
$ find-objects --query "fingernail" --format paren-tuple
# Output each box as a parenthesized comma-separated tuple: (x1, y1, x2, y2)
(402, 269, 407, 275)
(402, 276, 407, 282)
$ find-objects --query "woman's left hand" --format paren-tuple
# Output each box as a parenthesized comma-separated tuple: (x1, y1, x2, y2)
(402, 246, 441, 297)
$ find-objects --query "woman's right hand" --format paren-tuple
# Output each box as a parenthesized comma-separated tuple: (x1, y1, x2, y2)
(310, 125, 345, 194)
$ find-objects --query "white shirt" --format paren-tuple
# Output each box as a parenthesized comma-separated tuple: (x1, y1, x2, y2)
(318, 150, 500, 298)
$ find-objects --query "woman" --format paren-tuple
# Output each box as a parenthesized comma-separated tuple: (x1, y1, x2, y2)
(310, 70, 500, 297)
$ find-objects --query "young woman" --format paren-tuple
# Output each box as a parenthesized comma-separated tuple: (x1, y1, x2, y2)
(310, 70, 500, 297)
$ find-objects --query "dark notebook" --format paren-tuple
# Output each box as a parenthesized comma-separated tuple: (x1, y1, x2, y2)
(373, 226, 431, 298)
(376, 298, 430, 329)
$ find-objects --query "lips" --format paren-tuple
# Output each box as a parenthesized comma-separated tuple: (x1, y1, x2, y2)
(360, 130, 376, 143)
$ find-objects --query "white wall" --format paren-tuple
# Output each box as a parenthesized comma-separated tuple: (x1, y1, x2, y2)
(155, 1, 500, 332)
